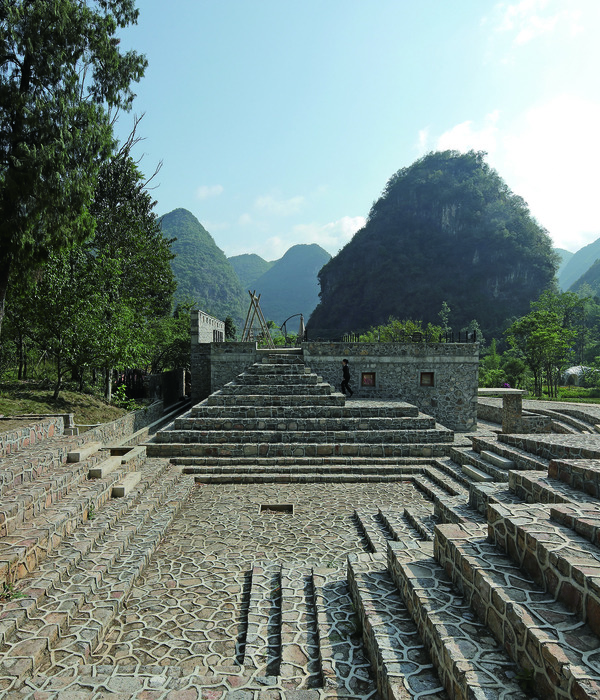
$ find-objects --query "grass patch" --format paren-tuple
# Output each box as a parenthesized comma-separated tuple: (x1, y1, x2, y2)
(0, 380, 128, 427)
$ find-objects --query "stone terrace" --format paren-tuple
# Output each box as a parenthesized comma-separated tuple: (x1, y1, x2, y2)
(1, 351, 600, 698)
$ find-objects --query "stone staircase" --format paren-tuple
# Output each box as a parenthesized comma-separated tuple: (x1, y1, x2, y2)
(149, 352, 455, 470)
(3, 354, 600, 698)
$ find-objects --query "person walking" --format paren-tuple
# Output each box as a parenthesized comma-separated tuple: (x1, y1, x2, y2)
(341, 358, 353, 397)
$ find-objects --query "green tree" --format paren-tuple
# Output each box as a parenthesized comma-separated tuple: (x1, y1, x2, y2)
(507, 291, 577, 397)
(224, 316, 237, 341)
(0, 0, 147, 334)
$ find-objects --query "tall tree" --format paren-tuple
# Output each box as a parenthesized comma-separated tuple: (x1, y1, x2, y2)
(0, 0, 147, 333)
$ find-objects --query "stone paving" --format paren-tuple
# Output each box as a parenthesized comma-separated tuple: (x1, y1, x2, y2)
(4, 354, 600, 698)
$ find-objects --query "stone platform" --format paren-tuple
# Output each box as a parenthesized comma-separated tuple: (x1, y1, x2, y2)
(1, 352, 600, 698)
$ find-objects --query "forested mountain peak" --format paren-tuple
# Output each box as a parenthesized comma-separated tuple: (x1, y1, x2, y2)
(159, 208, 246, 322)
(308, 150, 558, 340)
(229, 253, 274, 291)
(251, 244, 331, 325)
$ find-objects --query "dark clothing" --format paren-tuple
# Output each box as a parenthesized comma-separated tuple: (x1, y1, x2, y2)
(341, 363, 353, 396)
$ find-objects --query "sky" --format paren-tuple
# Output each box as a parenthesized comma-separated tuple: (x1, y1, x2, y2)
(114, 0, 600, 260)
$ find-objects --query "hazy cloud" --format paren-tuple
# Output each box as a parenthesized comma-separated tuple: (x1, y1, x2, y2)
(254, 194, 305, 216)
(238, 213, 253, 226)
(196, 184, 224, 200)
(417, 96, 600, 251)
(489, 0, 583, 45)
(435, 111, 500, 156)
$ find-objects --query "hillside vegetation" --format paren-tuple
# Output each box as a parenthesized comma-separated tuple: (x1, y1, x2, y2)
(161, 209, 246, 322)
(308, 150, 558, 340)
(229, 253, 274, 291)
(252, 244, 331, 325)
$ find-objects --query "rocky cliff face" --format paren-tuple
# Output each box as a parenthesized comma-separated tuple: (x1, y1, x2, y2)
(308, 151, 558, 340)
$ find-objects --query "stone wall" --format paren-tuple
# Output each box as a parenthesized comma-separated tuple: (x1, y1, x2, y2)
(191, 342, 263, 405)
(303, 342, 479, 432)
(0, 416, 66, 458)
(84, 401, 164, 444)
(191, 340, 479, 432)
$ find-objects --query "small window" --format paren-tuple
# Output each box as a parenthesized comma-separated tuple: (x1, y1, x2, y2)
(361, 372, 376, 387)
(420, 372, 434, 387)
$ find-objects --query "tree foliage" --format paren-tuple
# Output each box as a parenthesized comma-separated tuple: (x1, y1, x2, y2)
(0, 0, 147, 332)
(308, 151, 558, 340)
(3, 139, 176, 399)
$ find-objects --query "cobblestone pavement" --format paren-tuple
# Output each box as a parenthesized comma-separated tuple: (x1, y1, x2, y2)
(38, 481, 433, 697)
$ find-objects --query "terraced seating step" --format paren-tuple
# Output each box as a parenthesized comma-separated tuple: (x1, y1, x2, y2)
(508, 469, 600, 506)
(498, 433, 600, 461)
(435, 522, 600, 700)
(153, 428, 452, 446)
(385, 546, 528, 699)
(549, 458, 600, 498)
(148, 441, 450, 459)
(472, 435, 550, 471)
(0, 463, 193, 683)
(487, 500, 600, 637)
(347, 553, 449, 700)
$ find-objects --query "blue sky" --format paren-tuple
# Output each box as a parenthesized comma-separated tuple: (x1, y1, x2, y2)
(114, 0, 600, 259)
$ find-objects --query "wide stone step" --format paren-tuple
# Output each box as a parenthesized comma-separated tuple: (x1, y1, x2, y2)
(219, 382, 332, 396)
(154, 428, 452, 446)
(549, 458, 600, 499)
(386, 547, 528, 699)
(176, 457, 430, 471)
(246, 363, 311, 375)
(189, 402, 419, 419)
(147, 441, 450, 459)
(205, 393, 344, 407)
(487, 501, 600, 636)
(173, 415, 436, 432)
(66, 441, 103, 463)
(448, 447, 511, 482)
(347, 553, 449, 700)
(435, 522, 600, 700)
(0, 467, 193, 681)
(234, 372, 320, 385)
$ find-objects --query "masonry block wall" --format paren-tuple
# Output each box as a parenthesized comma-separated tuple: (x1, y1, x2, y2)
(191, 337, 479, 431)
(303, 342, 479, 432)
(191, 309, 225, 344)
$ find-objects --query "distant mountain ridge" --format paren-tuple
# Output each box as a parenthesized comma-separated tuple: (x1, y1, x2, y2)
(160, 208, 246, 321)
(558, 236, 600, 291)
(229, 253, 274, 291)
(230, 244, 331, 326)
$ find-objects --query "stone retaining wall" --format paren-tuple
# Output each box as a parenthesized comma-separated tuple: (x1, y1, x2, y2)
(477, 398, 552, 433)
(303, 342, 478, 432)
(85, 401, 164, 444)
(0, 415, 66, 458)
